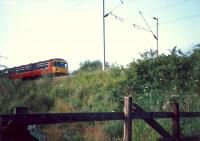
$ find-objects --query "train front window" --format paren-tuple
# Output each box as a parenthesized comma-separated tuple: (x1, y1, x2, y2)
(54, 62, 67, 68)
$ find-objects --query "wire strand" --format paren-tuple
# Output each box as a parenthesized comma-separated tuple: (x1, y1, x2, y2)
(161, 14, 200, 24)
(106, 0, 124, 16)
(148, 0, 194, 13)
(139, 11, 157, 39)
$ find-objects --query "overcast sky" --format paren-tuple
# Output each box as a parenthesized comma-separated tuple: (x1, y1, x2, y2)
(0, 0, 200, 71)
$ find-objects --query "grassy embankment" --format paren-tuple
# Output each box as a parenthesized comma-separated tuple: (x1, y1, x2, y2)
(0, 47, 200, 141)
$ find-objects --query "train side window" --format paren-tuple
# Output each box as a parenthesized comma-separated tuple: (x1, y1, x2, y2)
(33, 65, 38, 70)
(11, 68, 16, 74)
(25, 66, 31, 71)
(16, 68, 20, 73)
(37, 64, 44, 69)
(43, 63, 48, 69)
(4, 69, 9, 75)
(30, 65, 33, 71)
(0, 71, 3, 75)
(20, 67, 24, 73)
(1, 70, 5, 75)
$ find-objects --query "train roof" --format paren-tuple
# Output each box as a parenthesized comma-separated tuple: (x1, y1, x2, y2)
(1, 58, 67, 70)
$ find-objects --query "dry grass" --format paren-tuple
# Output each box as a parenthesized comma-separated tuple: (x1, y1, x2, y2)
(43, 125, 64, 141)
(52, 99, 75, 112)
(83, 123, 108, 141)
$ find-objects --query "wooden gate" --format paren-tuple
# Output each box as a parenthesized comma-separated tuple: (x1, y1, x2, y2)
(1, 97, 200, 141)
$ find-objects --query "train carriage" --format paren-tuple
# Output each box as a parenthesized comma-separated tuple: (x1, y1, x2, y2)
(0, 58, 69, 79)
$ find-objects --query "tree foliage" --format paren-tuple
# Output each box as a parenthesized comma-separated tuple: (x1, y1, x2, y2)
(78, 60, 102, 72)
(125, 46, 200, 93)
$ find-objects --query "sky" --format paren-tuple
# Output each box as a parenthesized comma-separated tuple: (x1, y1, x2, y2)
(0, 0, 200, 72)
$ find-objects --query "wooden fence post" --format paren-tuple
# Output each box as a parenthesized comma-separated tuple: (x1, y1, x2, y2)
(123, 97, 132, 141)
(172, 102, 180, 140)
(14, 107, 28, 115)
(12, 107, 39, 141)
(0, 117, 2, 141)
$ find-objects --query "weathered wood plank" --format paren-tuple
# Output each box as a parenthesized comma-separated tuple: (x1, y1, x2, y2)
(180, 112, 200, 117)
(132, 112, 173, 119)
(0, 117, 2, 141)
(0, 112, 124, 125)
(172, 102, 180, 139)
(1, 111, 200, 125)
(123, 97, 132, 141)
(158, 136, 200, 141)
(133, 103, 172, 138)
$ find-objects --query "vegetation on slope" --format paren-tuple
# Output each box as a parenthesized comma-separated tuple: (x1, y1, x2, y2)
(1, 45, 200, 140)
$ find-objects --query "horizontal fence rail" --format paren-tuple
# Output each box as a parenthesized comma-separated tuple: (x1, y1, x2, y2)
(1, 112, 200, 125)
(1, 112, 124, 125)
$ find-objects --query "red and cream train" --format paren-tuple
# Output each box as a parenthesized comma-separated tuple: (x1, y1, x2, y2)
(0, 58, 69, 79)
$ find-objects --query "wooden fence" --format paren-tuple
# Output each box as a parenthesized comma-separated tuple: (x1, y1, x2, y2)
(0, 97, 200, 141)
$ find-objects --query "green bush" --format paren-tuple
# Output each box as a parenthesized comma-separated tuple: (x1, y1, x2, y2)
(103, 121, 123, 139)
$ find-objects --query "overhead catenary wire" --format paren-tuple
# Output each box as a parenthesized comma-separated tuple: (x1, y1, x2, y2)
(107, 11, 200, 28)
(132, 24, 151, 32)
(160, 14, 200, 24)
(164, 0, 192, 9)
(67, 0, 87, 11)
(105, 0, 124, 17)
(107, 11, 151, 33)
(139, 11, 157, 39)
(109, 13, 124, 22)
(148, 0, 194, 13)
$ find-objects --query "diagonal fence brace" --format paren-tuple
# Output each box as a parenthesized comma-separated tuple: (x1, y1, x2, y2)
(133, 103, 172, 138)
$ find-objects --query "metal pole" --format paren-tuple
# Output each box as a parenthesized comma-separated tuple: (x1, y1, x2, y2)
(102, 1, 124, 70)
(156, 18, 158, 56)
(153, 17, 158, 57)
(103, 0, 106, 70)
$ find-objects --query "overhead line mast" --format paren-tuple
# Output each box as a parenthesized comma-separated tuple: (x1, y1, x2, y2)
(103, 0, 106, 70)
(102, 0, 124, 70)
(139, 11, 159, 57)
